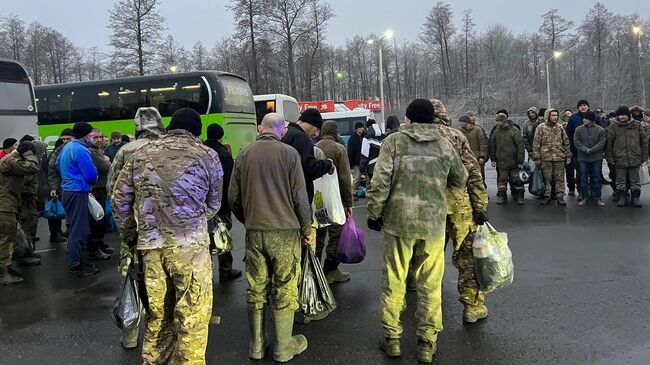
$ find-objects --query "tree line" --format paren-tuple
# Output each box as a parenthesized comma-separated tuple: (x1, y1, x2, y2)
(1, 0, 648, 117)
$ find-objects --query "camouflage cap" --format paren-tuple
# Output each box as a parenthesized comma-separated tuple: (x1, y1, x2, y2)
(134, 107, 165, 136)
(429, 98, 452, 126)
(496, 113, 508, 123)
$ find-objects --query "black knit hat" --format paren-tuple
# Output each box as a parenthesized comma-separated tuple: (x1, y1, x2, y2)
(496, 109, 509, 117)
(582, 111, 597, 122)
(577, 99, 590, 108)
(299, 108, 323, 129)
(538, 108, 547, 119)
(2, 138, 17, 150)
(406, 98, 435, 124)
(615, 106, 631, 119)
(60, 128, 74, 137)
(72, 122, 93, 139)
(20, 135, 35, 143)
(207, 123, 224, 140)
(354, 122, 365, 130)
(169, 108, 203, 136)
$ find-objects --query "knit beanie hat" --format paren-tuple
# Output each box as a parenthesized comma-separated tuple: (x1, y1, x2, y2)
(496, 113, 508, 123)
(20, 135, 35, 143)
(496, 109, 509, 117)
(406, 98, 435, 124)
(60, 128, 74, 137)
(538, 108, 547, 119)
(207, 123, 225, 140)
(2, 138, 17, 150)
(168, 108, 203, 136)
(72, 122, 93, 139)
(615, 106, 631, 119)
(582, 111, 597, 122)
(299, 108, 323, 129)
(577, 99, 590, 108)
(354, 122, 365, 130)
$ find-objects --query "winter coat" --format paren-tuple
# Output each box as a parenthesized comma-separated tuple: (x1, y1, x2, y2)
(566, 111, 606, 153)
(573, 124, 606, 162)
(90, 147, 111, 190)
(315, 122, 353, 208)
(605, 120, 649, 167)
(57, 139, 98, 193)
(460, 125, 488, 160)
(367, 123, 468, 239)
(532, 116, 572, 162)
(489, 123, 525, 170)
(347, 132, 362, 167)
(204, 139, 234, 216)
(522, 117, 539, 153)
(0, 151, 40, 213)
(105, 141, 127, 162)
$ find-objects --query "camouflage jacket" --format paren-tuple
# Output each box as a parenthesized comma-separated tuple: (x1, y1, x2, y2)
(22, 141, 47, 197)
(605, 120, 649, 167)
(435, 121, 488, 215)
(522, 119, 539, 153)
(106, 131, 160, 195)
(532, 121, 572, 162)
(0, 151, 40, 213)
(367, 123, 468, 239)
(489, 123, 525, 169)
(460, 125, 489, 160)
(111, 129, 224, 250)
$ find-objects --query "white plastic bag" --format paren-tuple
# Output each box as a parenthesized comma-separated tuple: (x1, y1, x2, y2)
(472, 222, 514, 293)
(312, 168, 346, 227)
(639, 163, 650, 185)
(88, 194, 105, 222)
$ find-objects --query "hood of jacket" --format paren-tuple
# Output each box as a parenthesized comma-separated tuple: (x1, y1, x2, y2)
(430, 99, 452, 126)
(398, 123, 441, 142)
(135, 107, 165, 137)
(321, 120, 339, 139)
(544, 108, 559, 124)
(527, 107, 539, 120)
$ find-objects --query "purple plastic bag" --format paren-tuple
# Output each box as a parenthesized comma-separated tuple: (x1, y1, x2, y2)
(337, 217, 366, 264)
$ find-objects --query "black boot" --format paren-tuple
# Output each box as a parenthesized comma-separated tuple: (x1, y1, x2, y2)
(496, 191, 506, 204)
(516, 190, 525, 205)
(617, 190, 627, 207)
(631, 190, 642, 207)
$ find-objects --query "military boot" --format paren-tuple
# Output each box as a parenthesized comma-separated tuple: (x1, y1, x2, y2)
(273, 310, 307, 362)
(379, 337, 401, 358)
(516, 191, 525, 205)
(617, 190, 627, 207)
(248, 307, 267, 360)
(416, 338, 436, 363)
(496, 191, 506, 204)
(325, 268, 351, 284)
(463, 304, 489, 323)
(0, 267, 24, 285)
(557, 196, 567, 206)
(631, 190, 642, 207)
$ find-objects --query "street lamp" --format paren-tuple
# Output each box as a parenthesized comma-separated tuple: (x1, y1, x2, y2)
(367, 29, 393, 131)
(170, 65, 178, 73)
(545, 51, 563, 108)
(633, 25, 646, 108)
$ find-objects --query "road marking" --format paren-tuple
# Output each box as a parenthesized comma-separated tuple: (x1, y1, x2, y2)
(34, 248, 56, 254)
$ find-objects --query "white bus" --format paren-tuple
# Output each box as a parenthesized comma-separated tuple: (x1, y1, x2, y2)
(254, 94, 300, 125)
(0, 58, 38, 140)
(321, 108, 373, 144)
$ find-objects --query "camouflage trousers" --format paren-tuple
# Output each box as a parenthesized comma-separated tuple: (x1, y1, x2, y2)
(0, 212, 18, 270)
(380, 233, 445, 343)
(245, 230, 301, 312)
(19, 195, 38, 242)
(541, 161, 566, 198)
(447, 213, 484, 307)
(497, 167, 524, 193)
(141, 246, 213, 365)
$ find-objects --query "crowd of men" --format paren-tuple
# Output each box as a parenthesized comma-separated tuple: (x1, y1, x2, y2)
(0, 96, 648, 364)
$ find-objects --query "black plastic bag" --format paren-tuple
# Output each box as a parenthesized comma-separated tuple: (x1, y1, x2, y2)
(113, 260, 147, 330)
(13, 223, 34, 260)
(298, 247, 337, 321)
(528, 168, 545, 196)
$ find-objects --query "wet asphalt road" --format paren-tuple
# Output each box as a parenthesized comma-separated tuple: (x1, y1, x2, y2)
(1, 167, 649, 365)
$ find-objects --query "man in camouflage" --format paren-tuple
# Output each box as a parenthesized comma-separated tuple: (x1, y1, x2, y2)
(532, 109, 572, 206)
(106, 107, 165, 350)
(630, 106, 650, 161)
(112, 108, 223, 365)
(431, 99, 490, 324)
(523, 107, 540, 157)
(0, 141, 40, 285)
(368, 99, 468, 363)
(490, 113, 526, 204)
(459, 114, 488, 183)
(229, 113, 312, 362)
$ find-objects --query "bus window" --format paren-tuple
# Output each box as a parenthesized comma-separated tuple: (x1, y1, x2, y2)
(47, 91, 72, 124)
(0, 82, 32, 111)
(283, 99, 300, 123)
(220, 76, 254, 114)
(255, 100, 275, 124)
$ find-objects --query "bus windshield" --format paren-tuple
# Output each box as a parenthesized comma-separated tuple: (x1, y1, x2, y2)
(220, 76, 254, 114)
(0, 82, 33, 111)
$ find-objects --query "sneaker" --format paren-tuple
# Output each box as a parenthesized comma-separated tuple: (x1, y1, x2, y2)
(325, 269, 351, 284)
(69, 264, 99, 277)
(219, 269, 242, 282)
(596, 199, 606, 207)
(19, 256, 41, 266)
(0, 272, 24, 285)
(8, 266, 23, 277)
(379, 337, 401, 358)
(88, 249, 111, 261)
(577, 199, 588, 206)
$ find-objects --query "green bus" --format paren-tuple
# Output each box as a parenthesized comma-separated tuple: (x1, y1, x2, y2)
(34, 71, 257, 156)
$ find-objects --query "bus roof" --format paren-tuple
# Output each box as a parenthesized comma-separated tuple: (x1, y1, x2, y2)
(321, 109, 373, 119)
(34, 71, 248, 90)
(253, 94, 298, 102)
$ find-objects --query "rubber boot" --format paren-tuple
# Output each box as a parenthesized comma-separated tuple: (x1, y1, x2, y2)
(496, 191, 506, 204)
(631, 190, 642, 208)
(273, 310, 307, 362)
(248, 307, 267, 360)
(516, 190, 524, 205)
(379, 337, 401, 358)
(416, 338, 436, 363)
(617, 190, 627, 207)
(0, 267, 24, 285)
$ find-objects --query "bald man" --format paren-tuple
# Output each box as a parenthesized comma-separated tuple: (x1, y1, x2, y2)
(229, 113, 312, 362)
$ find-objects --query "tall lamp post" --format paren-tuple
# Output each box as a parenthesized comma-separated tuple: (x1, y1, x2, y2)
(633, 26, 646, 108)
(545, 51, 563, 109)
(368, 29, 394, 132)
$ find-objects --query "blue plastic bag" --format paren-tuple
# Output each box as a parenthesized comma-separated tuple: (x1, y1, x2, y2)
(105, 199, 118, 233)
(44, 199, 66, 219)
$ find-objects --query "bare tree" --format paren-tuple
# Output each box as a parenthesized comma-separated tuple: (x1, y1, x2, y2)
(227, 0, 263, 91)
(420, 2, 456, 97)
(0, 14, 26, 61)
(191, 41, 208, 70)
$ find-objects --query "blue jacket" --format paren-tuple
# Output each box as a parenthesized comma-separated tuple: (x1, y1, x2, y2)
(566, 111, 606, 153)
(57, 140, 98, 192)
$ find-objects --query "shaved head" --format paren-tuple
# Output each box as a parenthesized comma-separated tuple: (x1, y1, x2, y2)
(259, 113, 287, 138)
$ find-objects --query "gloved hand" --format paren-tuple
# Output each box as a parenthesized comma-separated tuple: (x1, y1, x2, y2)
(367, 217, 383, 231)
(473, 211, 489, 225)
(16, 141, 36, 158)
(118, 252, 132, 278)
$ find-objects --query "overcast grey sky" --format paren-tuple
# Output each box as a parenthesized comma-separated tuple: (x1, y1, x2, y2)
(2, 0, 647, 51)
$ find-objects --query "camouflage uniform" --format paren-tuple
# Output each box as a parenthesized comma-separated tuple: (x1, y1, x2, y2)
(522, 107, 540, 155)
(111, 129, 223, 365)
(367, 122, 468, 344)
(489, 118, 526, 195)
(430, 100, 489, 309)
(532, 109, 572, 200)
(19, 141, 47, 243)
(0, 151, 40, 273)
(605, 120, 648, 193)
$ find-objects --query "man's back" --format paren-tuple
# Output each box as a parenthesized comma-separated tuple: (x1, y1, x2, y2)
(58, 140, 97, 193)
